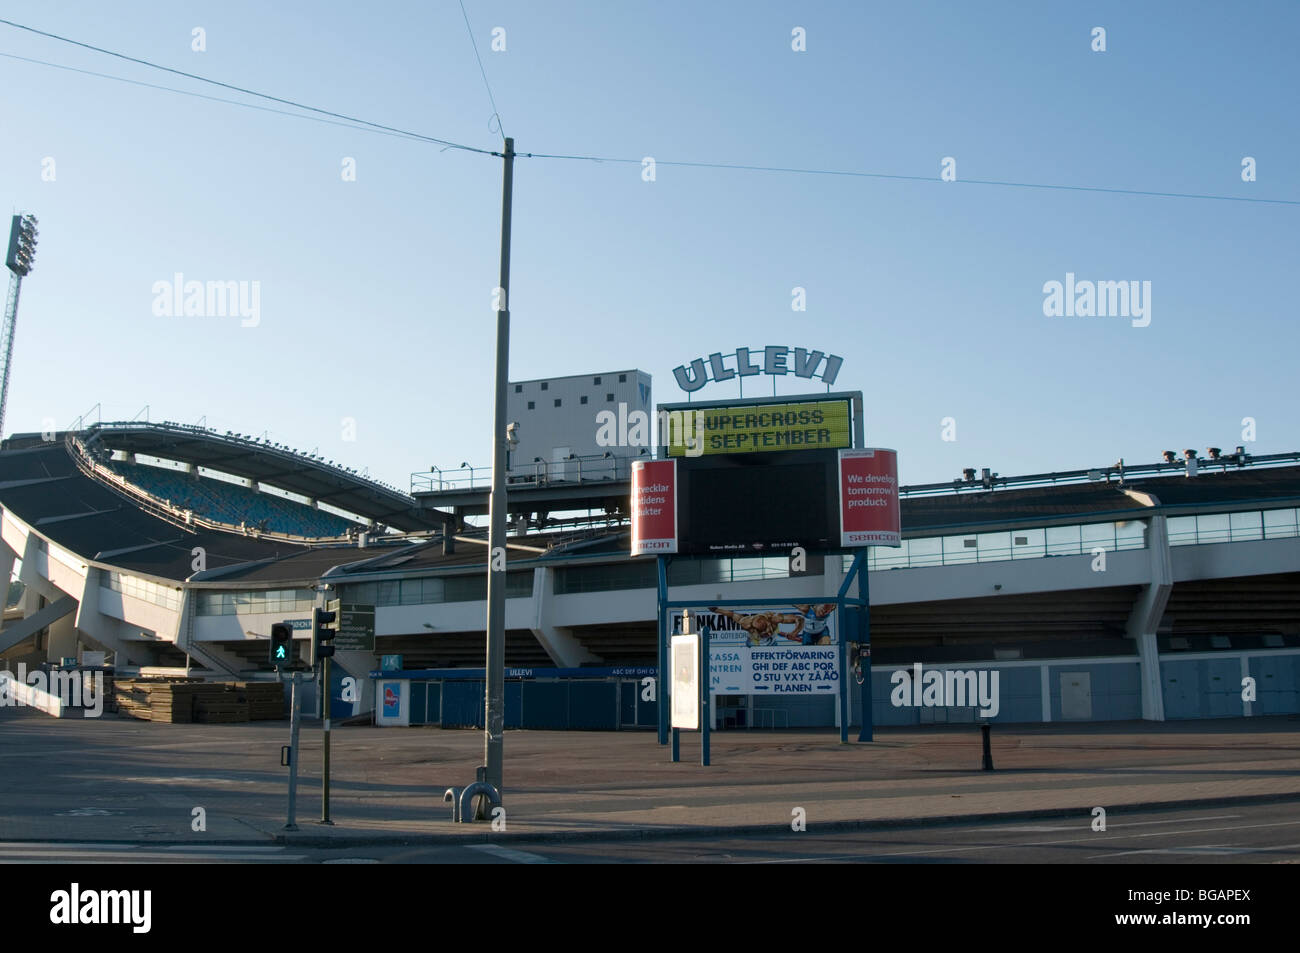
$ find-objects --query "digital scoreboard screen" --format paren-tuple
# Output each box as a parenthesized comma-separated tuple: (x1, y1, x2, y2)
(664, 398, 852, 458)
(676, 449, 840, 555)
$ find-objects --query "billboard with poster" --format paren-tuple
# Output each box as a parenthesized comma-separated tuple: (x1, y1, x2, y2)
(631, 459, 677, 556)
(669, 604, 840, 696)
(838, 448, 901, 547)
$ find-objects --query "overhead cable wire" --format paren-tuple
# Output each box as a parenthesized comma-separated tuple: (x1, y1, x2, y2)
(0, 17, 498, 156)
(457, 0, 505, 137)
(3, 17, 1296, 206)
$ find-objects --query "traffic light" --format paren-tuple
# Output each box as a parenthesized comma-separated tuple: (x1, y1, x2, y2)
(312, 606, 337, 664)
(269, 622, 293, 668)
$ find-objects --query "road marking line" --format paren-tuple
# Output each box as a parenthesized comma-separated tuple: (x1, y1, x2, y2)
(997, 814, 1240, 833)
(467, 843, 551, 864)
(756, 816, 1300, 863)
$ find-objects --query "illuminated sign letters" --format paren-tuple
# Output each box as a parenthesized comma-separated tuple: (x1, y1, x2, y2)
(673, 347, 844, 393)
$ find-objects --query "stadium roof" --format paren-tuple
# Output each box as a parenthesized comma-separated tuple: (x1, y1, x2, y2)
(75, 422, 448, 532)
(0, 441, 315, 581)
(5, 430, 1297, 587)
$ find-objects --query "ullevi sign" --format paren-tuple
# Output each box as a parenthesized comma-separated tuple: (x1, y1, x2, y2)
(673, 347, 844, 393)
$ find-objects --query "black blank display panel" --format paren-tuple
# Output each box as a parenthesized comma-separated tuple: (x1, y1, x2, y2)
(678, 449, 838, 555)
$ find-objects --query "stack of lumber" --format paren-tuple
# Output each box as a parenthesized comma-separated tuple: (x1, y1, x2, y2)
(113, 678, 285, 723)
(193, 693, 249, 724)
(114, 678, 219, 723)
(231, 681, 285, 721)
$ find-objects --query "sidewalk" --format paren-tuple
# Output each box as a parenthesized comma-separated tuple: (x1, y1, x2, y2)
(2, 707, 1297, 846)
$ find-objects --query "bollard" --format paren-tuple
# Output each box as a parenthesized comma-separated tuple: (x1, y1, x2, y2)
(981, 722, 994, 771)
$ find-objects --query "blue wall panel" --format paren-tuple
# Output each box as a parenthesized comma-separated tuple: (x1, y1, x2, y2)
(441, 680, 485, 728)
(521, 682, 567, 728)
(568, 681, 618, 730)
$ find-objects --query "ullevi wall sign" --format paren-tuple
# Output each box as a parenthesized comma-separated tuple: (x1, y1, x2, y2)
(673, 347, 844, 393)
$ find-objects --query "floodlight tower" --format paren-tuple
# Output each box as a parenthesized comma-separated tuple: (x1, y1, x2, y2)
(1, 213, 39, 439)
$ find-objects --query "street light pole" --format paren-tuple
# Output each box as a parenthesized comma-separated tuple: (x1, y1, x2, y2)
(483, 137, 515, 801)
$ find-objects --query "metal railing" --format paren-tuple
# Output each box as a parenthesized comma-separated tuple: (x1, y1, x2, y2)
(412, 450, 649, 493)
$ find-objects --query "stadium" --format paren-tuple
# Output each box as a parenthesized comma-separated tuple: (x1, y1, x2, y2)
(2, 367, 1298, 732)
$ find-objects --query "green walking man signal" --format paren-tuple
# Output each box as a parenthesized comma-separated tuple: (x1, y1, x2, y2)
(269, 622, 293, 668)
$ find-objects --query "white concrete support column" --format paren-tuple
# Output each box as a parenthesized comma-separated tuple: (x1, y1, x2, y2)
(74, 568, 137, 666)
(1241, 655, 1254, 718)
(45, 613, 78, 663)
(0, 539, 15, 599)
(530, 566, 598, 667)
(171, 589, 243, 676)
(1126, 515, 1172, 721)
(17, 531, 60, 605)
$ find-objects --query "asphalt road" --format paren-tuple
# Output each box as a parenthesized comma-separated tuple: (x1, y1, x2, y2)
(4, 801, 1297, 863)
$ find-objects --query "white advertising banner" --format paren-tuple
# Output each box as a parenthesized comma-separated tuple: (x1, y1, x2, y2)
(670, 604, 840, 696)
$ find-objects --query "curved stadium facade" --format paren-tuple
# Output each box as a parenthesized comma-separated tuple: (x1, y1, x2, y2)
(2, 420, 1298, 728)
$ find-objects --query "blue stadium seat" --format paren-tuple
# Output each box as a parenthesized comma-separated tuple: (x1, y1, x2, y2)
(105, 462, 357, 538)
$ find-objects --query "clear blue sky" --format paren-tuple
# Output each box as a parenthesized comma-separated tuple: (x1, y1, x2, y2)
(2, 0, 1296, 489)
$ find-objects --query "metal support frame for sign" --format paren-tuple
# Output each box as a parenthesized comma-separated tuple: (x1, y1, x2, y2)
(649, 389, 878, 748)
(856, 558, 873, 743)
(657, 556, 669, 745)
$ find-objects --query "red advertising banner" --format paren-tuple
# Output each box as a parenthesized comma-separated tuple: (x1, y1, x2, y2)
(631, 459, 678, 556)
(839, 448, 901, 547)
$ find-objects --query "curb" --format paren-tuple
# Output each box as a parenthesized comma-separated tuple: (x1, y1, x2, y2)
(268, 789, 1300, 847)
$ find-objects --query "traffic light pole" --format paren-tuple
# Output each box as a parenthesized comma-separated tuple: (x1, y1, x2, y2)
(482, 136, 515, 807)
(320, 654, 332, 825)
(285, 671, 303, 831)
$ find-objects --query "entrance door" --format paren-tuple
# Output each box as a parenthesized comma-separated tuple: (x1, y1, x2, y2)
(1060, 672, 1092, 720)
(552, 447, 571, 482)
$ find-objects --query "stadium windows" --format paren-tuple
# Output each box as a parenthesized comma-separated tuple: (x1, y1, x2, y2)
(1011, 528, 1046, 559)
(1264, 508, 1299, 539)
(422, 577, 445, 603)
(976, 532, 1012, 560)
(505, 570, 534, 598)
(1115, 520, 1147, 550)
(527, 401, 535, 410)
(580, 395, 588, 404)
(554, 399, 561, 407)
(605, 393, 614, 402)
(1045, 525, 1082, 556)
(618, 374, 626, 382)
(593, 376, 601, 385)
(514, 384, 522, 393)
(1168, 516, 1197, 546)
(540, 382, 548, 391)
(1229, 511, 1263, 542)
(345, 583, 378, 605)
(444, 574, 486, 602)
(1194, 513, 1230, 544)
(1081, 522, 1116, 552)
